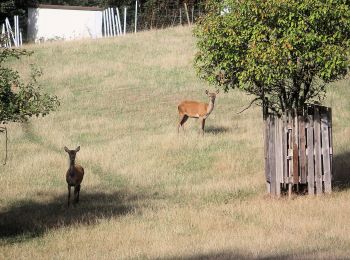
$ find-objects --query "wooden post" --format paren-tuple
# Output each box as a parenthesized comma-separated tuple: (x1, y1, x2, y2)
(299, 116, 307, 184)
(115, 14, 120, 36)
(1, 24, 5, 47)
(329, 108, 333, 186)
(321, 108, 332, 193)
(270, 117, 276, 195)
(116, 8, 122, 36)
(282, 115, 288, 190)
(191, 6, 194, 24)
(292, 112, 299, 186)
(314, 107, 322, 194)
(135, 0, 138, 33)
(184, 3, 191, 26)
(287, 113, 293, 197)
(5, 18, 13, 47)
(14, 16, 17, 46)
(106, 8, 111, 37)
(275, 117, 282, 196)
(264, 115, 271, 192)
(124, 7, 127, 35)
(307, 110, 315, 195)
(179, 8, 182, 25)
(111, 8, 117, 36)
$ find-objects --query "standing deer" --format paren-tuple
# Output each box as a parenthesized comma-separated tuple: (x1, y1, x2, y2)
(177, 89, 219, 135)
(64, 146, 84, 207)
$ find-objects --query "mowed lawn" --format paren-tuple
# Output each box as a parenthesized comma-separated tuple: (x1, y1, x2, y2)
(1, 26, 350, 259)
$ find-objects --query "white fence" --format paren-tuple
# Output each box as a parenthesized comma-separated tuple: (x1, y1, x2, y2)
(1, 16, 23, 48)
(102, 0, 138, 37)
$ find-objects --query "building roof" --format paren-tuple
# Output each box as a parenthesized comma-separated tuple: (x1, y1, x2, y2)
(29, 4, 103, 11)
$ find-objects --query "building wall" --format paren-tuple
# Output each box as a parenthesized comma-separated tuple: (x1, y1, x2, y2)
(28, 7, 103, 42)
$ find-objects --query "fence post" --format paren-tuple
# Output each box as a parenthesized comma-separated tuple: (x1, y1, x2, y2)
(179, 8, 182, 25)
(191, 6, 194, 24)
(111, 8, 117, 36)
(184, 3, 191, 26)
(124, 7, 127, 35)
(135, 0, 138, 33)
(307, 109, 315, 195)
(116, 8, 122, 36)
(321, 108, 332, 193)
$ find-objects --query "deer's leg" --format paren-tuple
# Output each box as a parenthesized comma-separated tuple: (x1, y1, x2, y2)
(200, 118, 206, 135)
(74, 185, 81, 204)
(178, 114, 188, 133)
(67, 185, 71, 207)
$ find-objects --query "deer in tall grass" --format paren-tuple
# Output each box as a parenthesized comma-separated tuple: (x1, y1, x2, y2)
(64, 146, 84, 207)
(177, 90, 219, 135)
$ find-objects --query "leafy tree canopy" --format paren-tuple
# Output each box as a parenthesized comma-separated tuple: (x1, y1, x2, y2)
(0, 36, 59, 125)
(194, 0, 350, 115)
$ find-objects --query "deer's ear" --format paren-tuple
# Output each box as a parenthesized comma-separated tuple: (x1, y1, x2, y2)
(216, 89, 220, 94)
(205, 90, 209, 95)
(64, 146, 69, 153)
(75, 146, 80, 152)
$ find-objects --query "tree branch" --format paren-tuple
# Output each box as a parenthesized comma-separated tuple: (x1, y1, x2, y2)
(236, 97, 260, 114)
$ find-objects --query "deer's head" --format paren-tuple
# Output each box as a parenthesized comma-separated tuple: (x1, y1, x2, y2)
(205, 89, 219, 103)
(64, 146, 80, 164)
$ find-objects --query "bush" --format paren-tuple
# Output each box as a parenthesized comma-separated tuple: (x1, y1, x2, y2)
(194, 0, 350, 115)
(0, 38, 59, 125)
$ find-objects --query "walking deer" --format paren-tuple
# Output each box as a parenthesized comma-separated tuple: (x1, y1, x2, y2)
(64, 146, 84, 207)
(177, 89, 219, 135)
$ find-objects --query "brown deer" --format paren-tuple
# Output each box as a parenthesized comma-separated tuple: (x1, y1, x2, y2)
(64, 146, 84, 207)
(177, 89, 219, 135)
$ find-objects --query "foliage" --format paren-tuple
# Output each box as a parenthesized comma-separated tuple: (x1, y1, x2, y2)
(194, 0, 350, 114)
(0, 37, 59, 125)
(1, 0, 204, 37)
(0, 0, 26, 23)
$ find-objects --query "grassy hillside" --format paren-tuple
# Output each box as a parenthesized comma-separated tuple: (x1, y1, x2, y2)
(1, 26, 350, 259)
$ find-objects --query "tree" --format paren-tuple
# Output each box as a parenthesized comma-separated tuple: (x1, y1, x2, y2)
(0, 36, 59, 163)
(194, 0, 350, 115)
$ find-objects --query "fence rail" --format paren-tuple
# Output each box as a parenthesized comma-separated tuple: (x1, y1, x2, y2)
(264, 105, 333, 196)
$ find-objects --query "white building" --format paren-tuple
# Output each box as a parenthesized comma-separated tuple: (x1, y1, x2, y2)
(27, 4, 103, 42)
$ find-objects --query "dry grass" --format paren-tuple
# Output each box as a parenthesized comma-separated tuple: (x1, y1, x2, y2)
(1, 26, 350, 259)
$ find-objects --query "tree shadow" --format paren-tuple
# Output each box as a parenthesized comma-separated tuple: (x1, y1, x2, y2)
(333, 151, 350, 190)
(163, 249, 324, 260)
(0, 190, 141, 243)
(205, 126, 230, 134)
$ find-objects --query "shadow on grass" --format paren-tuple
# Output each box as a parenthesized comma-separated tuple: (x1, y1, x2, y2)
(0, 190, 139, 243)
(205, 126, 230, 134)
(163, 250, 323, 260)
(333, 151, 350, 190)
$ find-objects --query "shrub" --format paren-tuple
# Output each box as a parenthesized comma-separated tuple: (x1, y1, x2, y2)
(194, 0, 350, 115)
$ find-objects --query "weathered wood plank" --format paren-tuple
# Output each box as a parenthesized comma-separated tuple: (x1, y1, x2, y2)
(306, 110, 315, 195)
(264, 116, 271, 185)
(282, 115, 288, 188)
(299, 116, 307, 184)
(265, 105, 333, 196)
(275, 117, 282, 196)
(270, 117, 276, 195)
(314, 107, 323, 194)
(321, 108, 332, 193)
(287, 113, 293, 196)
(293, 113, 299, 184)
(328, 108, 333, 184)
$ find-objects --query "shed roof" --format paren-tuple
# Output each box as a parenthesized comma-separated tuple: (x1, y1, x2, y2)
(29, 4, 103, 11)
